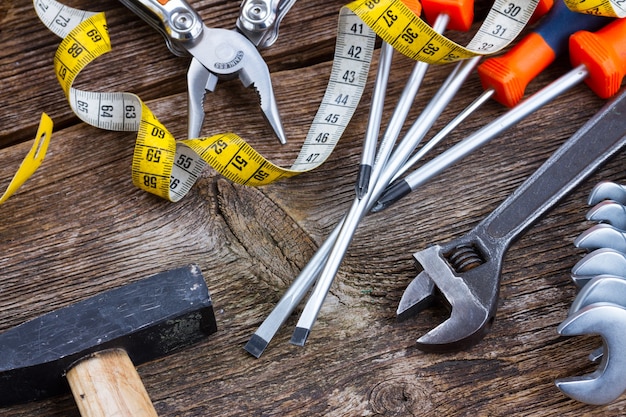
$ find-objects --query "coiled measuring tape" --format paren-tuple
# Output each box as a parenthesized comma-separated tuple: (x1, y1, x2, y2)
(34, 0, 380, 201)
(564, 0, 626, 17)
(29, 0, 553, 202)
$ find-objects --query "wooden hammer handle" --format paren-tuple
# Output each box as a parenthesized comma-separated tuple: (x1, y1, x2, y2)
(66, 348, 159, 417)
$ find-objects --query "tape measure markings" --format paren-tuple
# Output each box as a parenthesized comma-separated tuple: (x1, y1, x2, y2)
(35, 0, 384, 198)
(34, 0, 96, 38)
(289, 9, 376, 172)
(33, 0, 545, 200)
(564, 0, 626, 17)
(5, 0, 617, 205)
(349, 0, 541, 64)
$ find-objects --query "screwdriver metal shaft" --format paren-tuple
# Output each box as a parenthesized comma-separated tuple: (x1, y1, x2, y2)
(389, 1, 609, 184)
(356, 41, 395, 199)
(245, 14, 452, 357)
(291, 55, 480, 346)
(373, 64, 589, 212)
(377, 13, 626, 210)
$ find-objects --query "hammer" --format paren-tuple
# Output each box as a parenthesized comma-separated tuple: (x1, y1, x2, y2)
(0, 264, 217, 416)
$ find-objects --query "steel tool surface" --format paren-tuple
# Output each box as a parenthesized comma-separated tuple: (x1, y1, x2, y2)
(571, 247, 626, 284)
(556, 184, 626, 405)
(245, 10, 459, 357)
(397, 87, 626, 351)
(586, 200, 626, 230)
(557, 302, 626, 405)
(375, 17, 626, 211)
(0, 264, 217, 415)
(575, 223, 626, 252)
(588, 181, 626, 205)
(569, 275, 626, 315)
(119, 0, 288, 142)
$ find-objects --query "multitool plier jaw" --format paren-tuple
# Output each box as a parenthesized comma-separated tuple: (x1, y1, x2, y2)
(118, 0, 287, 143)
(185, 28, 286, 143)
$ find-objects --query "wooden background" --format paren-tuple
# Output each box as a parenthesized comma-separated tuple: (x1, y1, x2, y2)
(1, 0, 625, 415)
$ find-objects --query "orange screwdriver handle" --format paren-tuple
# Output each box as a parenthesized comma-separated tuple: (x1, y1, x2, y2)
(477, 0, 609, 107)
(400, 0, 423, 15)
(420, 0, 474, 31)
(570, 18, 626, 99)
(529, 0, 554, 24)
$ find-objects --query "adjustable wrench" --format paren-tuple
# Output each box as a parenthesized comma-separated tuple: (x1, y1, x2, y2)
(398, 87, 626, 352)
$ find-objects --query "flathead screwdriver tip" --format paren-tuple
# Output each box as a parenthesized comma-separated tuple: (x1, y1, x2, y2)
(371, 180, 413, 213)
(290, 327, 310, 347)
(244, 334, 270, 358)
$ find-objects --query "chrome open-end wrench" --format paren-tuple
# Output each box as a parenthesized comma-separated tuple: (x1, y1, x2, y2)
(557, 302, 626, 405)
(398, 87, 626, 352)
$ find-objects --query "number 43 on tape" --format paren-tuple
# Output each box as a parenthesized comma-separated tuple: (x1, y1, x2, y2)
(32, 0, 612, 202)
(34, 0, 378, 202)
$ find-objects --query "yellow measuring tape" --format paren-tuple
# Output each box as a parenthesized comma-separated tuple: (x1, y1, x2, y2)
(0, 114, 53, 205)
(35, 0, 378, 201)
(564, 0, 626, 17)
(349, 0, 540, 63)
(20, 0, 611, 203)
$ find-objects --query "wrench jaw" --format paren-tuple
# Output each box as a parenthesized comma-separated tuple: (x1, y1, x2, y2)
(586, 200, 626, 230)
(570, 248, 626, 288)
(587, 181, 626, 205)
(556, 303, 626, 405)
(569, 275, 626, 315)
(396, 271, 437, 322)
(402, 241, 504, 352)
(415, 294, 491, 352)
(571, 248, 626, 277)
(574, 224, 626, 253)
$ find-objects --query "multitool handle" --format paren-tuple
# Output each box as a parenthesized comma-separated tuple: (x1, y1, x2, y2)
(237, 0, 297, 48)
(118, 0, 203, 56)
(476, 88, 626, 250)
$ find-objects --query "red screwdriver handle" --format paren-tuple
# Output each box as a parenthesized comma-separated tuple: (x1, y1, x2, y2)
(400, 0, 423, 15)
(420, 0, 474, 31)
(477, 0, 609, 107)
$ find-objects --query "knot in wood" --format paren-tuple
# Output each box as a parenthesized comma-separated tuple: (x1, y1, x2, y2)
(368, 378, 433, 415)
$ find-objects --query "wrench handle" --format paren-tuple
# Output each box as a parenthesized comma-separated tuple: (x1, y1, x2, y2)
(479, 88, 626, 247)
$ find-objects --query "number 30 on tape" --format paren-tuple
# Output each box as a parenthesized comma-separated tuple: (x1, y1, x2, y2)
(34, 0, 542, 201)
(346, 0, 540, 64)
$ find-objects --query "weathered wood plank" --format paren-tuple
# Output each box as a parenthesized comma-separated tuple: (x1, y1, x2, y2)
(2, 0, 626, 415)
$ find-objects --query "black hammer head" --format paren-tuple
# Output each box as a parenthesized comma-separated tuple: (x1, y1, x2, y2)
(0, 264, 217, 406)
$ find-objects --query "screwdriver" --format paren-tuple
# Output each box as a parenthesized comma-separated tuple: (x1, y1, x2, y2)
(355, 0, 467, 199)
(247, 0, 556, 356)
(244, 0, 477, 357)
(289, 0, 492, 347)
(289, 0, 561, 348)
(374, 17, 626, 212)
(356, 0, 425, 199)
(387, 0, 610, 184)
(475, 0, 607, 108)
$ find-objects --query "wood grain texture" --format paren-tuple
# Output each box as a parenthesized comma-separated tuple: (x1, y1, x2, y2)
(1, 0, 626, 415)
